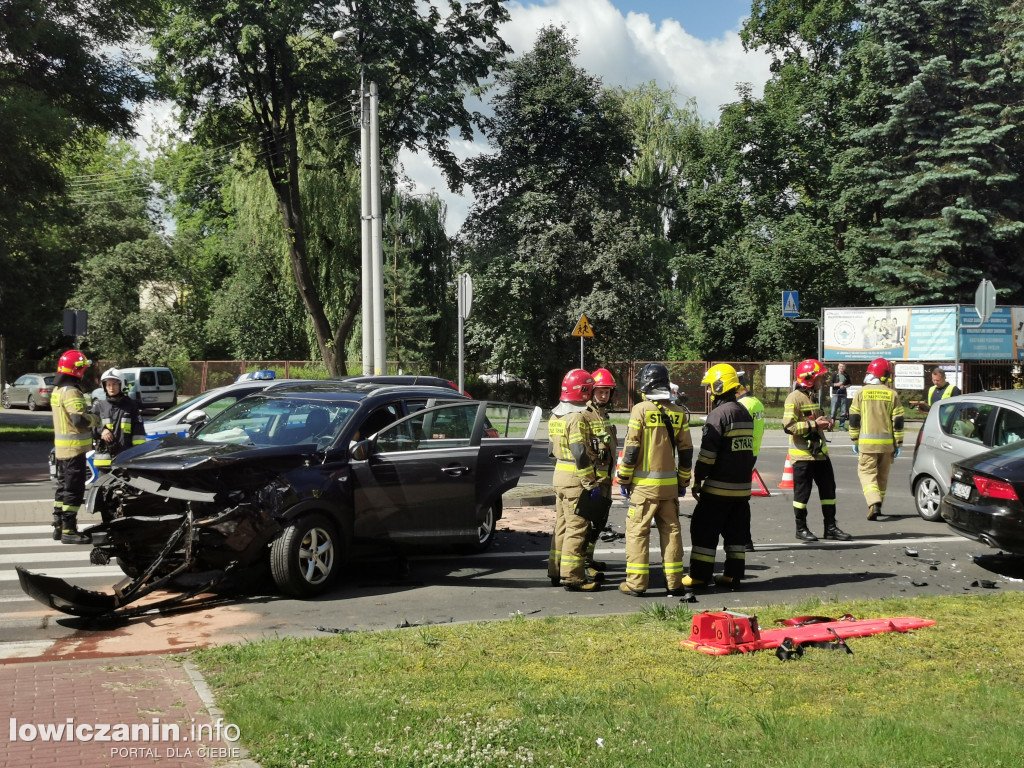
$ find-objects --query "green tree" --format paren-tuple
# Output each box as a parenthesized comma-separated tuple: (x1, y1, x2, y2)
(461, 27, 669, 390)
(841, 0, 1024, 304)
(0, 0, 157, 357)
(150, 0, 510, 375)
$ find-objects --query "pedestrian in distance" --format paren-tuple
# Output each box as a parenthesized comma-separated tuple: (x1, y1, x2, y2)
(580, 368, 619, 576)
(915, 367, 961, 412)
(782, 358, 853, 542)
(91, 368, 146, 476)
(681, 364, 756, 591)
(830, 363, 851, 430)
(50, 350, 101, 544)
(615, 363, 692, 597)
(547, 369, 602, 592)
(850, 358, 905, 521)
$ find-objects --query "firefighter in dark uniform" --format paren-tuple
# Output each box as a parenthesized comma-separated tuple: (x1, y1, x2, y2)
(616, 363, 692, 597)
(850, 358, 905, 520)
(91, 368, 146, 474)
(782, 358, 853, 542)
(50, 350, 100, 544)
(581, 368, 618, 576)
(682, 364, 756, 590)
(547, 369, 601, 592)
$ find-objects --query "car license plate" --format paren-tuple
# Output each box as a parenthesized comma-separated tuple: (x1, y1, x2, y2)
(951, 481, 971, 500)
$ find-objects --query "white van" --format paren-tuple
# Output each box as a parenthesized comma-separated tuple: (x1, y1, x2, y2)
(91, 366, 177, 410)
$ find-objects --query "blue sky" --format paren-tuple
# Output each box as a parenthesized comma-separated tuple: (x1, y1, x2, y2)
(610, 0, 754, 39)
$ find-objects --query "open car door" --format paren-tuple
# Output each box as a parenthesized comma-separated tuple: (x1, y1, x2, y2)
(349, 401, 540, 547)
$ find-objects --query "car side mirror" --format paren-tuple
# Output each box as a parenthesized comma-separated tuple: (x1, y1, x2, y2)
(349, 439, 372, 461)
(183, 409, 207, 424)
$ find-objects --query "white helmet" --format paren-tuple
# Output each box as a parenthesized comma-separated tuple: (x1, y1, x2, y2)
(100, 368, 126, 390)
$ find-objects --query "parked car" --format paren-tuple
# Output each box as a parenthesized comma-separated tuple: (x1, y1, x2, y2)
(910, 390, 1024, 520)
(91, 366, 176, 411)
(344, 374, 465, 394)
(941, 439, 1024, 553)
(2, 373, 54, 411)
(18, 380, 540, 617)
(478, 371, 525, 386)
(142, 374, 300, 439)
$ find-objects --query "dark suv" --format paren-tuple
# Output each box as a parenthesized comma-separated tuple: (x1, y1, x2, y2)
(18, 381, 540, 616)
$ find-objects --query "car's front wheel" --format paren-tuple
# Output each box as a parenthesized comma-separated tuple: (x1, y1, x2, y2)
(27, 395, 37, 411)
(270, 513, 341, 597)
(459, 505, 497, 554)
(1, 392, 9, 409)
(914, 475, 943, 521)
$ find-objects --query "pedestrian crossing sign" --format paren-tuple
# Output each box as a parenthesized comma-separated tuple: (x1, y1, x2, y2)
(572, 314, 594, 338)
(782, 291, 799, 318)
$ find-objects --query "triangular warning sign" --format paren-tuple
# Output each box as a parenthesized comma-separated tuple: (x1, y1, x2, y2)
(571, 314, 594, 338)
(751, 468, 771, 497)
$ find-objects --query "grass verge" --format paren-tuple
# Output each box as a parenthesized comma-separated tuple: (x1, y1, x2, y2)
(192, 592, 1024, 768)
(0, 425, 53, 441)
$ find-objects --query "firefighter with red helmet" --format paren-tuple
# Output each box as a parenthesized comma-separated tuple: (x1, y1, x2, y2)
(50, 350, 101, 544)
(582, 368, 618, 574)
(616, 363, 692, 596)
(782, 358, 852, 542)
(849, 358, 905, 520)
(547, 369, 601, 591)
(681, 364, 756, 590)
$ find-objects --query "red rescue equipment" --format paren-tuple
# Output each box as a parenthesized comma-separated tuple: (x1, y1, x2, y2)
(681, 611, 935, 655)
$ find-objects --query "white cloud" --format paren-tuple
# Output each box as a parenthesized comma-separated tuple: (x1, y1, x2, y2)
(400, 0, 773, 234)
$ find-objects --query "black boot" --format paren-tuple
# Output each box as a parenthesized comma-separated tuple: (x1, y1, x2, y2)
(51, 511, 62, 541)
(823, 518, 853, 541)
(795, 513, 818, 541)
(867, 503, 882, 521)
(60, 513, 91, 545)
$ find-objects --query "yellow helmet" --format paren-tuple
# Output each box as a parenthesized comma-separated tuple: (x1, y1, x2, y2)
(701, 363, 740, 396)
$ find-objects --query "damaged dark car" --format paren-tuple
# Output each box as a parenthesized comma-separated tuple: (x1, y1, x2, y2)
(18, 381, 541, 617)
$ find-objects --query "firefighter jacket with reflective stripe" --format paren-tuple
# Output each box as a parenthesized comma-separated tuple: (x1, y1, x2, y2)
(582, 401, 617, 483)
(737, 393, 765, 457)
(51, 384, 100, 460)
(848, 384, 904, 453)
(91, 394, 146, 464)
(927, 383, 959, 405)
(694, 398, 756, 498)
(549, 411, 598, 491)
(782, 387, 829, 462)
(616, 399, 693, 500)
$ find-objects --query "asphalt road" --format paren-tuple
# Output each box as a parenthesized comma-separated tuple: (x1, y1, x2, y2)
(1, 416, 1023, 660)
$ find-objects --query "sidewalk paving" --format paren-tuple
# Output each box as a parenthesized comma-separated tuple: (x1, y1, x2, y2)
(0, 441, 51, 485)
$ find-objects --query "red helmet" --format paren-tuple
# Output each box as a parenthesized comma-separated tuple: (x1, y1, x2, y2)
(591, 368, 616, 390)
(795, 359, 825, 387)
(57, 350, 92, 378)
(867, 358, 893, 382)
(560, 369, 594, 403)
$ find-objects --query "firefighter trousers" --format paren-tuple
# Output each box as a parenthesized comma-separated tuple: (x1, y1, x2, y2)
(54, 453, 87, 514)
(624, 497, 685, 593)
(551, 486, 590, 585)
(791, 459, 837, 522)
(688, 495, 750, 584)
(857, 452, 894, 507)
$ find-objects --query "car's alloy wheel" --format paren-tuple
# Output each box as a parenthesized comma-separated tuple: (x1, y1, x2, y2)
(915, 475, 943, 522)
(27, 395, 36, 411)
(460, 505, 497, 554)
(1, 392, 9, 409)
(270, 513, 340, 597)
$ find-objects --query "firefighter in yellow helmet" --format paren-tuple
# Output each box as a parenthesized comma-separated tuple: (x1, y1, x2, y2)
(849, 358, 905, 520)
(615, 363, 692, 596)
(782, 359, 852, 542)
(581, 368, 618, 575)
(681, 364, 756, 590)
(547, 369, 601, 591)
(50, 350, 101, 544)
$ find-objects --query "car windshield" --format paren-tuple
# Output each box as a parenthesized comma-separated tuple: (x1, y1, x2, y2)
(195, 395, 355, 447)
(152, 390, 219, 422)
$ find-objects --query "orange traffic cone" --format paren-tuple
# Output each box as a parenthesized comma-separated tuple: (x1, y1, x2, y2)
(777, 455, 795, 489)
(611, 450, 624, 486)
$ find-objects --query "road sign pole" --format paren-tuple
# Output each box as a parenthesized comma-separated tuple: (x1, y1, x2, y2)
(580, 337, 584, 370)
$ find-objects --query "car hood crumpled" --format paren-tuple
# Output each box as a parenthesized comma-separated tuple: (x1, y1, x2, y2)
(111, 434, 318, 474)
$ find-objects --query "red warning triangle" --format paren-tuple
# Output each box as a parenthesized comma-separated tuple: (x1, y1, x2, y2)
(751, 468, 771, 497)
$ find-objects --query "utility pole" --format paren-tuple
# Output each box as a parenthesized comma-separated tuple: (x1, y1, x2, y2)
(369, 81, 385, 374)
(357, 65, 373, 374)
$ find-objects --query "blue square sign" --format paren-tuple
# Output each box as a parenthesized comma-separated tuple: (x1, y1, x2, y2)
(782, 291, 799, 318)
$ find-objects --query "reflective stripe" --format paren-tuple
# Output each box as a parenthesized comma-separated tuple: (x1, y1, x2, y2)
(663, 561, 685, 575)
(626, 562, 651, 575)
